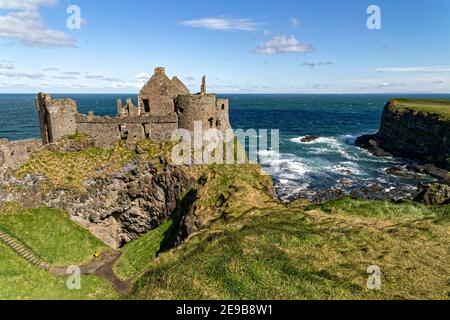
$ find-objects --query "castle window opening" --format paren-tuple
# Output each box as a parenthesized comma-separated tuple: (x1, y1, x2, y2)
(208, 118, 214, 128)
(119, 125, 128, 141)
(216, 120, 221, 128)
(143, 99, 150, 113)
(222, 104, 225, 110)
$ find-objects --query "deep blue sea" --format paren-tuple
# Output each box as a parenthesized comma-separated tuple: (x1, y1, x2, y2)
(2, 93, 449, 200)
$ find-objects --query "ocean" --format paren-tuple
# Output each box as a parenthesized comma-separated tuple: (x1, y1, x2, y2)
(2, 93, 449, 201)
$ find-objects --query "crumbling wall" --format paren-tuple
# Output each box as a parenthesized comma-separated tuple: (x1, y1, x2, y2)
(0, 139, 42, 175)
(36, 93, 77, 144)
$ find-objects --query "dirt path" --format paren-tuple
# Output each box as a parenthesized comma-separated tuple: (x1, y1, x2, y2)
(0, 229, 130, 293)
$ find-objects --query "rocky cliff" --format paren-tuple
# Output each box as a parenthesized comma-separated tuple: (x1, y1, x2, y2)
(0, 135, 274, 249)
(357, 99, 450, 176)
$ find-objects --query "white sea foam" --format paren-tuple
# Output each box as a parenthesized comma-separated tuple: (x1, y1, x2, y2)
(290, 136, 339, 145)
(340, 134, 358, 145)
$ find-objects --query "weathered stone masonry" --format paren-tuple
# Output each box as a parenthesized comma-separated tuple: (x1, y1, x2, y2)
(36, 67, 232, 148)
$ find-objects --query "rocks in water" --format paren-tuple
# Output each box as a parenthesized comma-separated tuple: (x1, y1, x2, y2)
(385, 166, 422, 179)
(300, 136, 319, 143)
(308, 188, 346, 204)
(407, 163, 450, 184)
(414, 184, 450, 205)
(355, 134, 392, 157)
(350, 183, 383, 199)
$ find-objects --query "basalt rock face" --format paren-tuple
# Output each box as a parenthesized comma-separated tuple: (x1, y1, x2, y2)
(0, 161, 194, 249)
(414, 184, 450, 205)
(58, 163, 194, 248)
(357, 101, 450, 171)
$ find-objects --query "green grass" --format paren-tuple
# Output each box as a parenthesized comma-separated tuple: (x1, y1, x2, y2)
(2, 135, 449, 300)
(114, 219, 174, 280)
(0, 207, 118, 300)
(390, 99, 450, 120)
(127, 201, 450, 300)
(0, 207, 107, 266)
(316, 196, 450, 221)
(0, 242, 118, 300)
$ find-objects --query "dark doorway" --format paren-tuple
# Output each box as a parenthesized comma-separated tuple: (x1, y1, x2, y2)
(143, 99, 150, 113)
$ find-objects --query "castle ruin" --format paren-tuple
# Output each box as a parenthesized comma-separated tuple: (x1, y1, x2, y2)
(35, 67, 231, 147)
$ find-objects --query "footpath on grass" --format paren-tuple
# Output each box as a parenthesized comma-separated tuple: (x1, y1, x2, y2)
(0, 229, 130, 293)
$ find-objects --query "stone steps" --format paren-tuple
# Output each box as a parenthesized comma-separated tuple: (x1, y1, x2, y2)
(0, 229, 50, 270)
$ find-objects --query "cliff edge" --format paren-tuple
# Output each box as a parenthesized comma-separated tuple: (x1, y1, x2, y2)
(356, 99, 450, 182)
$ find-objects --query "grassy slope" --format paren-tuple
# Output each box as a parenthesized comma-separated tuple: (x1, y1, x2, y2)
(390, 99, 450, 120)
(2, 137, 449, 300)
(114, 219, 173, 280)
(0, 242, 117, 300)
(128, 199, 450, 300)
(0, 207, 108, 266)
(0, 207, 118, 299)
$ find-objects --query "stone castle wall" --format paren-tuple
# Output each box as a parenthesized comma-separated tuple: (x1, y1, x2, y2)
(75, 114, 178, 147)
(34, 67, 231, 148)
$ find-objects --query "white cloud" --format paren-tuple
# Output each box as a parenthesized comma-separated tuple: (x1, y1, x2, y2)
(54, 75, 77, 80)
(0, 61, 14, 69)
(180, 17, 262, 31)
(136, 72, 150, 79)
(375, 66, 450, 73)
(301, 61, 333, 68)
(291, 18, 300, 27)
(84, 74, 121, 81)
(0, 70, 45, 79)
(0, 0, 76, 48)
(255, 35, 313, 55)
(43, 67, 58, 71)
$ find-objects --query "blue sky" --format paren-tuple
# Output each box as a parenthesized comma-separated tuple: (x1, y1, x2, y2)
(0, 0, 449, 93)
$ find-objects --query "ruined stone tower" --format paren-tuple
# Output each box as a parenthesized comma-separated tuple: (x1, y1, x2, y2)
(138, 67, 190, 116)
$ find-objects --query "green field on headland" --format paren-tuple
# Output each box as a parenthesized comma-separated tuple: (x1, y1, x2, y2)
(390, 99, 450, 120)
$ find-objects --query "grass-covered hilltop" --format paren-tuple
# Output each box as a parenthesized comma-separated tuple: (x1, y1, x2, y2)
(0, 131, 449, 300)
(389, 99, 450, 120)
